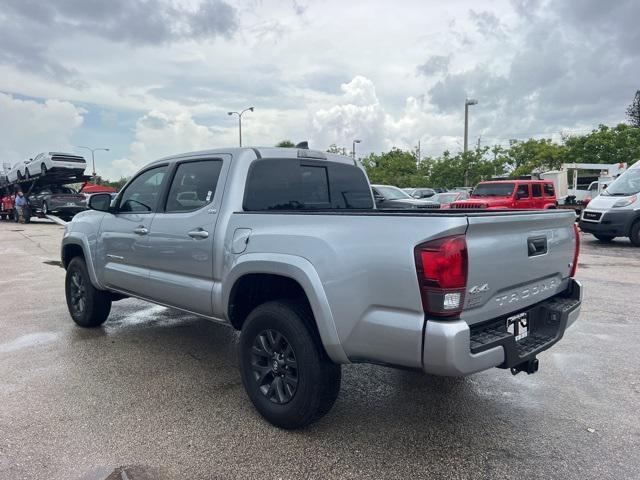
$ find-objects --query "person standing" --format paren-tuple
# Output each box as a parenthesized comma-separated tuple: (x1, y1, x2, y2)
(14, 190, 28, 223)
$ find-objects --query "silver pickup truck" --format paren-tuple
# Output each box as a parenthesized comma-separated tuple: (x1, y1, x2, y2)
(61, 147, 582, 429)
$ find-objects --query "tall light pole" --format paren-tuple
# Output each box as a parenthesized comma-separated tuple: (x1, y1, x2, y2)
(227, 107, 254, 147)
(75, 146, 109, 178)
(352, 139, 361, 159)
(463, 98, 478, 152)
(463, 98, 478, 187)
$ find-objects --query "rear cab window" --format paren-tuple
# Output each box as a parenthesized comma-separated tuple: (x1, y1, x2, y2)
(244, 159, 374, 211)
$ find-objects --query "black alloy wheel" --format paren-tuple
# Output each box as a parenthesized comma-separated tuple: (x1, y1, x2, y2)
(68, 270, 87, 317)
(251, 329, 299, 404)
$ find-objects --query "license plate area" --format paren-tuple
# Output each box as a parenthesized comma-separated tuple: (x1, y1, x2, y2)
(506, 312, 529, 341)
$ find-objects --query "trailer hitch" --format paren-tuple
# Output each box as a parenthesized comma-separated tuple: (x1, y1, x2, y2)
(510, 358, 539, 375)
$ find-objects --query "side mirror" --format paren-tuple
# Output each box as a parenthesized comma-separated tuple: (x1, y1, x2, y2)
(374, 194, 385, 202)
(88, 193, 112, 212)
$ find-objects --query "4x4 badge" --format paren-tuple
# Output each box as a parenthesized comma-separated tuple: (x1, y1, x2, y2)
(469, 284, 490, 294)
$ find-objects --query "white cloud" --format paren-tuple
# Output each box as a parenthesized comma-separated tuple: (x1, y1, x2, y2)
(0, 93, 84, 171)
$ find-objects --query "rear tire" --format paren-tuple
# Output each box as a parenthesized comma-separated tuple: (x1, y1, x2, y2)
(42, 202, 48, 215)
(41, 163, 47, 176)
(65, 257, 112, 327)
(239, 300, 341, 429)
(630, 221, 640, 247)
(594, 234, 615, 243)
(25, 168, 30, 180)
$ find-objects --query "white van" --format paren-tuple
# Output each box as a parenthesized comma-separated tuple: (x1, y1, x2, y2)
(579, 161, 640, 245)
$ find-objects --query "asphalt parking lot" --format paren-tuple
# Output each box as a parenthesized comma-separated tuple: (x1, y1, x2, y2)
(1, 219, 639, 480)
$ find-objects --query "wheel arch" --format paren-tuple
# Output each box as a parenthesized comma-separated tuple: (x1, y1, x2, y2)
(61, 238, 102, 289)
(223, 254, 348, 364)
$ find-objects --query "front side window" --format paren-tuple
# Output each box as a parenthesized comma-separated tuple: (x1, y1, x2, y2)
(165, 160, 223, 212)
(244, 159, 373, 210)
(119, 165, 168, 213)
(516, 184, 530, 198)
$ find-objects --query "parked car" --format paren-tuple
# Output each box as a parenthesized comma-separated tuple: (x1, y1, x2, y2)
(579, 160, 640, 245)
(62, 146, 582, 429)
(28, 185, 87, 220)
(450, 180, 557, 210)
(371, 184, 440, 209)
(432, 187, 448, 193)
(402, 187, 416, 196)
(410, 188, 436, 199)
(432, 191, 470, 208)
(0, 193, 14, 221)
(7, 160, 30, 182)
(28, 152, 87, 179)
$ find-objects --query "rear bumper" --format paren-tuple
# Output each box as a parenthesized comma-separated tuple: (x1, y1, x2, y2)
(422, 279, 582, 376)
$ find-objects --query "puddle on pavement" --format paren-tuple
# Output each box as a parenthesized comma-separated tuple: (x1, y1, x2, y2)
(42, 260, 62, 267)
(0, 332, 58, 353)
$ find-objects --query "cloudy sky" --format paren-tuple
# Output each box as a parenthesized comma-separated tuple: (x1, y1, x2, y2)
(0, 0, 638, 180)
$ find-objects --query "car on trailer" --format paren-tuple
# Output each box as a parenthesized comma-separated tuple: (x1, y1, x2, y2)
(19, 152, 87, 180)
(28, 185, 87, 220)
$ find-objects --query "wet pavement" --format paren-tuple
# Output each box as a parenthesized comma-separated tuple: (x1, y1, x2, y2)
(1, 219, 639, 479)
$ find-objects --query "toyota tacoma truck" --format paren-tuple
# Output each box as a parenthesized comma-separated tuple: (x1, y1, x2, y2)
(61, 147, 582, 429)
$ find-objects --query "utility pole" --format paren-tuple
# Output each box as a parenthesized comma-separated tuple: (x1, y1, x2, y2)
(227, 107, 254, 147)
(417, 140, 421, 164)
(476, 135, 481, 150)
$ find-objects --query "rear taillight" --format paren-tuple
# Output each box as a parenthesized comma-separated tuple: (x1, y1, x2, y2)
(570, 223, 580, 277)
(414, 235, 468, 317)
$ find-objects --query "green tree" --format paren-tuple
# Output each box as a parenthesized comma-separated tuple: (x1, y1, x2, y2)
(275, 140, 296, 147)
(626, 90, 640, 127)
(500, 139, 567, 178)
(563, 124, 640, 166)
(361, 148, 418, 187)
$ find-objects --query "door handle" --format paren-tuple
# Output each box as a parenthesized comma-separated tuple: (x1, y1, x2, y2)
(188, 229, 209, 239)
(133, 226, 149, 235)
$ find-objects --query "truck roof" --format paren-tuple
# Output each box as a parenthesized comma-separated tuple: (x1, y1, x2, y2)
(150, 147, 357, 166)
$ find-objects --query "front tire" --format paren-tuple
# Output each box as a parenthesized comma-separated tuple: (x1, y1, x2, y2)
(65, 257, 112, 327)
(25, 168, 30, 180)
(41, 163, 47, 176)
(239, 300, 341, 429)
(594, 234, 615, 243)
(42, 202, 48, 215)
(630, 221, 640, 247)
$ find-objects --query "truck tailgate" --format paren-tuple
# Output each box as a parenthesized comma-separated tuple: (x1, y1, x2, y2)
(462, 211, 577, 325)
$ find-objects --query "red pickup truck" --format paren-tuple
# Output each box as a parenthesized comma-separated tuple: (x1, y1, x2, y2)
(451, 180, 557, 210)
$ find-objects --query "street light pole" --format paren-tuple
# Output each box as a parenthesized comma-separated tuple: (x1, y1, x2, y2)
(463, 98, 478, 187)
(352, 139, 361, 159)
(227, 107, 255, 147)
(75, 146, 110, 177)
(463, 98, 478, 153)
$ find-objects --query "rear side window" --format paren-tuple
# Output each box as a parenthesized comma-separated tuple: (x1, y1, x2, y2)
(165, 160, 223, 212)
(544, 183, 555, 196)
(532, 184, 542, 197)
(244, 159, 374, 210)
